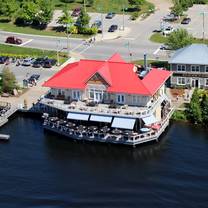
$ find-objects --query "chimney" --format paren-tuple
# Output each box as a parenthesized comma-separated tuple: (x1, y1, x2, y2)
(144, 53, 147, 71)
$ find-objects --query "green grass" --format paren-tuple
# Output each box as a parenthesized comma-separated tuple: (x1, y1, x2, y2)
(150, 33, 208, 44)
(0, 21, 90, 38)
(0, 44, 68, 64)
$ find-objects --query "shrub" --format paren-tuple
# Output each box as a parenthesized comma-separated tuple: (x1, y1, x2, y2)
(79, 27, 98, 35)
(69, 25, 78, 34)
(130, 12, 139, 20)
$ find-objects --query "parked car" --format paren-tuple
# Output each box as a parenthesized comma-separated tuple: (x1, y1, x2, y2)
(32, 58, 46, 68)
(5, 36, 22, 45)
(28, 74, 40, 84)
(71, 8, 81, 17)
(22, 58, 34, 66)
(0, 56, 8, 64)
(108, 24, 118, 32)
(160, 45, 171, 50)
(91, 20, 102, 33)
(43, 59, 56, 68)
(105, 12, 115, 19)
(163, 13, 178, 22)
(162, 26, 174, 35)
(181, 17, 191, 24)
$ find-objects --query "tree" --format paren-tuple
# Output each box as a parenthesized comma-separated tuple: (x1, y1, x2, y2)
(201, 94, 208, 124)
(0, 0, 19, 20)
(57, 6, 74, 31)
(76, 8, 90, 30)
(187, 89, 202, 124)
(128, 0, 145, 10)
(166, 28, 193, 50)
(171, 1, 183, 16)
(1, 67, 18, 94)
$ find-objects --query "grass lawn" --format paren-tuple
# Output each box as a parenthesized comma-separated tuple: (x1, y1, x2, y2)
(0, 21, 90, 38)
(53, 0, 153, 14)
(150, 33, 208, 45)
(0, 44, 68, 64)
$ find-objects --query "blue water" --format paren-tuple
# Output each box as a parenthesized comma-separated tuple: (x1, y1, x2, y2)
(0, 115, 208, 208)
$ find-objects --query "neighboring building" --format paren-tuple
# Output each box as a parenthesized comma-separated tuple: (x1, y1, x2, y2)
(169, 44, 208, 88)
(40, 53, 173, 146)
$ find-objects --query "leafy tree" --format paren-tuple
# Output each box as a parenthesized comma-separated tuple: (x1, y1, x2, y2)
(201, 94, 208, 124)
(187, 89, 202, 124)
(57, 6, 74, 32)
(2, 67, 18, 94)
(87, 0, 94, 6)
(0, 0, 19, 20)
(171, 1, 183, 16)
(166, 28, 193, 50)
(128, 0, 145, 10)
(76, 8, 90, 30)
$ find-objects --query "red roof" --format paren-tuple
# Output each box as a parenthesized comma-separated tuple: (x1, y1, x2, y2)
(43, 54, 171, 96)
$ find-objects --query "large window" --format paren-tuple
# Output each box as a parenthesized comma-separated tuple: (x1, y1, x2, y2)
(88, 89, 104, 102)
(177, 65, 186, 71)
(191, 65, 200, 72)
(205, 66, 208, 72)
(72, 90, 80, 100)
(117, 94, 125, 104)
(177, 77, 186, 85)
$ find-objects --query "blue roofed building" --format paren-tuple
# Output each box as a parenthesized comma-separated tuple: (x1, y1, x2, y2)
(169, 44, 208, 88)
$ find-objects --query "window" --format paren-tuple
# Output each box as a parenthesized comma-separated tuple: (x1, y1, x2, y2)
(205, 79, 208, 86)
(117, 94, 125, 104)
(205, 66, 208, 72)
(177, 65, 186, 71)
(72, 90, 80, 100)
(191, 65, 200, 72)
(177, 77, 186, 85)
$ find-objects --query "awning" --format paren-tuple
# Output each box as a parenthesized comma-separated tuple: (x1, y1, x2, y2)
(67, 112, 89, 121)
(90, 115, 112, 123)
(111, 117, 136, 130)
(142, 115, 158, 125)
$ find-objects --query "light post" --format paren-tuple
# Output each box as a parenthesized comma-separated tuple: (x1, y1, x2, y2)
(56, 39, 60, 66)
(200, 11, 208, 40)
(122, 1, 125, 31)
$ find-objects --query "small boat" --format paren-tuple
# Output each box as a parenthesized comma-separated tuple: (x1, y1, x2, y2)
(0, 134, 10, 141)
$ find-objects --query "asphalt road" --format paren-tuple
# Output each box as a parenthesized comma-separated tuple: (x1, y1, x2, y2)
(0, 4, 171, 61)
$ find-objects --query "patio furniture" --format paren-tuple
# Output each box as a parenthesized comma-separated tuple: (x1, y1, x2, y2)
(140, 127, 150, 133)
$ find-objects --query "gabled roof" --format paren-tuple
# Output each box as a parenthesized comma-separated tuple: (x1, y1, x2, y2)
(169, 44, 208, 65)
(108, 53, 126, 63)
(43, 53, 171, 96)
(142, 68, 172, 95)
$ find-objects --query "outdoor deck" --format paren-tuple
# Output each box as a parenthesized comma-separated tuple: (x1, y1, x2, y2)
(40, 95, 168, 118)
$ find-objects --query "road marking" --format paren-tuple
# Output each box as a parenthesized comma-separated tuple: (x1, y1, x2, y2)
(71, 42, 85, 52)
(122, 37, 135, 40)
(20, 39, 33, 46)
(153, 46, 160, 55)
(79, 45, 93, 55)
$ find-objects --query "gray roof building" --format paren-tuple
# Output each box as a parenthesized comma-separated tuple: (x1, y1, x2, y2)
(169, 44, 208, 65)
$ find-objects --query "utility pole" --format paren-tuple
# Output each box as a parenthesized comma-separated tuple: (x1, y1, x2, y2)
(66, 23, 70, 57)
(122, 1, 125, 31)
(200, 11, 208, 40)
(56, 40, 60, 66)
(203, 12, 205, 40)
(84, 0, 86, 13)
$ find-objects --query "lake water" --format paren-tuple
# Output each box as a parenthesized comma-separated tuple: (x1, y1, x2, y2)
(0, 115, 208, 208)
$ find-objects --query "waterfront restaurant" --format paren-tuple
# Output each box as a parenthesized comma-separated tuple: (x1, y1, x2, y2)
(40, 53, 173, 146)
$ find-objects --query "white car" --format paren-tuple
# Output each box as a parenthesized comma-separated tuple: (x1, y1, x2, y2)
(162, 26, 174, 36)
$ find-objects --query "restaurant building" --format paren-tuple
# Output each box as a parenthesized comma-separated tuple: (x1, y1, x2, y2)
(40, 53, 173, 146)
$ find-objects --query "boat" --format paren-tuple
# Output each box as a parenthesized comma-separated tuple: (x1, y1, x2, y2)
(0, 134, 10, 141)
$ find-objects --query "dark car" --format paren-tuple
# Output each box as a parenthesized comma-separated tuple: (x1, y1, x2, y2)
(163, 13, 178, 22)
(108, 24, 118, 32)
(181, 17, 191, 24)
(28, 74, 40, 84)
(43, 59, 57, 68)
(0, 56, 8, 64)
(32, 58, 45, 68)
(71, 8, 81, 17)
(5, 36, 22, 45)
(106, 12, 115, 19)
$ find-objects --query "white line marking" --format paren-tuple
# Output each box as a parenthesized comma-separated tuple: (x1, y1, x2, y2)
(71, 42, 85, 52)
(79, 45, 92, 55)
(20, 39, 33, 46)
(153, 46, 160, 55)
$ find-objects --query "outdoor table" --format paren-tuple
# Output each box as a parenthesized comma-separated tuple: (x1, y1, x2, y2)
(112, 129, 122, 134)
(140, 128, 150, 133)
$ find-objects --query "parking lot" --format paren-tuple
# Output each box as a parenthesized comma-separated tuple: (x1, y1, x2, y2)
(0, 61, 58, 87)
